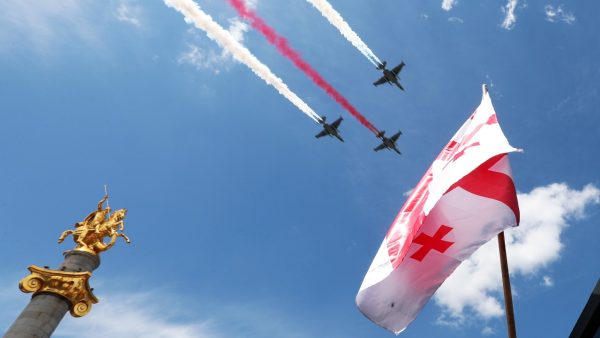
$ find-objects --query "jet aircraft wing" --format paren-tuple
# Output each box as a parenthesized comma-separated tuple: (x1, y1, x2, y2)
(331, 117, 343, 128)
(374, 143, 387, 151)
(373, 76, 388, 86)
(315, 130, 329, 138)
(392, 62, 405, 75)
(390, 131, 402, 142)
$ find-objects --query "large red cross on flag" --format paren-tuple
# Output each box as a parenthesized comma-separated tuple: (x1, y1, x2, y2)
(356, 86, 520, 334)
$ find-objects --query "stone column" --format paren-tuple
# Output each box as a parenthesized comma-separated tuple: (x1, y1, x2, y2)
(4, 195, 129, 337)
(4, 251, 100, 338)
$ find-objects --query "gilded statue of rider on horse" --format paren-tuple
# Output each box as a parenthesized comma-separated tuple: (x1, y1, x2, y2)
(58, 195, 130, 255)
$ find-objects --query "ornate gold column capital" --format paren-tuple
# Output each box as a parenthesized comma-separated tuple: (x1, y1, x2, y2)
(19, 265, 98, 317)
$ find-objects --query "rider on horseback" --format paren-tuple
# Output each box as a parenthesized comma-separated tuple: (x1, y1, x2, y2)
(58, 195, 130, 255)
(75, 195, 111, 247)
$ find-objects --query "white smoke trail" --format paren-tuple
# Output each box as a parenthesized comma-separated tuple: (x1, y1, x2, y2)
(164, 0, 322, 123)
(306, 0, 381, 66)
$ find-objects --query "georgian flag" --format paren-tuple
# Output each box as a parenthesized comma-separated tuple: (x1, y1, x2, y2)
(356, 86, 520, 334)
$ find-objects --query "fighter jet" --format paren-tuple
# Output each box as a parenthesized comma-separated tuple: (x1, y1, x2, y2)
(374, 130, 402, 154)
(315, 116, 344, 142)
(373, 61, 405, 91)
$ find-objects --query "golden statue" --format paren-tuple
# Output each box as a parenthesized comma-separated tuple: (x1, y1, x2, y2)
(58, 195, 130, 255)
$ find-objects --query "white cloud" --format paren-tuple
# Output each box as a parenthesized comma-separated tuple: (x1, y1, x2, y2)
(245, 0, 259, 10)
(55, 291, 219, 338)
(542, 275, 554, 287)
(178, 16, 251, 73)
(545, 5, 576, 24)
(178, 43, 227, 74)
(501, 0, 519, 30)
(434, 183, 600, 324)
(1, 276, 313, 338)
(442, 0, 457, 11)
(176, 0, 258, 72)
(448, 17, 464, 24)
(0, 280, 216, 338)
(482, 326, 495, 336)
(177, 19, 248, 73)
(0, 0, 102, 53)
(225, 18, 251, 54)
(115, 2, 142, 27)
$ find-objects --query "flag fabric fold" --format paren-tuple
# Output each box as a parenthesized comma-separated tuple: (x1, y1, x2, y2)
(356, 86, 520, 334)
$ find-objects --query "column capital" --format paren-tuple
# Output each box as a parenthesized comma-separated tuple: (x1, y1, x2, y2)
(19, 265, 98, 317)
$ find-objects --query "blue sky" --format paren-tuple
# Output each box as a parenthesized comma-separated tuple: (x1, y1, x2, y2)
(1, 1, 599, 337)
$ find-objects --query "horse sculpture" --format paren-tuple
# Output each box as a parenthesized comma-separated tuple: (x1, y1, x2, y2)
(58, 196, 130, 255)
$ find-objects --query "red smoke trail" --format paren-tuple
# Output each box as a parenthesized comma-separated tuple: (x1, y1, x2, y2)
(228, 0, 380, 135)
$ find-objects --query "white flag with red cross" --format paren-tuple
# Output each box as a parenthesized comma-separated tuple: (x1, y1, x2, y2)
(356, 86, 520, 334)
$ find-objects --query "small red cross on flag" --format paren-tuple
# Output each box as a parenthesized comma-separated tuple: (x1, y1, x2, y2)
(356, 86, 520, 334)
(410, 225, 454, 262)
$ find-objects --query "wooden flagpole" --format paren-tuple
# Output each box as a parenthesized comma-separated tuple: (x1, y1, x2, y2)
(483, 84, 517, 337)
(498, 231, 517, 338)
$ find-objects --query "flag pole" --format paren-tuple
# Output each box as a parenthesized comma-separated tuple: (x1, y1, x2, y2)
(482, 83, 517, 337)
(498, 231, 517, 338)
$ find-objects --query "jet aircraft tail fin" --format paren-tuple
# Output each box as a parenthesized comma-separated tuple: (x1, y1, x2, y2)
(376, 61, 387, 70)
